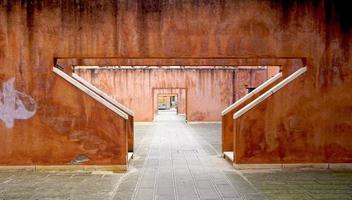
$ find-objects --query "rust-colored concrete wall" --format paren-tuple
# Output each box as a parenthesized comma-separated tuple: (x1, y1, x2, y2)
(77, 68, 266, 121)
(234, 66, 352, 164)
(267, 66, 281, 78)
(234, 68, 268, 101)
(0, 0, 351, 165)
(222, 75, 284, 153)
(0, 73, 128, 165)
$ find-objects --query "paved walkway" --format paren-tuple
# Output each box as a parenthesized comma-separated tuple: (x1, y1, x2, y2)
(0, 170, 123, 199)
(118, 111, 352, 200)
(131, 111, 263, 200)
(0, 111, 352, 200)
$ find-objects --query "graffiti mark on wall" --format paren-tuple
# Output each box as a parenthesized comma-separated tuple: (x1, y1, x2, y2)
(0, 78, 37, 128)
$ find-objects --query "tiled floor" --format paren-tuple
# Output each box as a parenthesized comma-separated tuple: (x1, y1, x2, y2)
(0, 170, 123, 199)
(131, 111, 260, 200)
(0, 111, 351, 200)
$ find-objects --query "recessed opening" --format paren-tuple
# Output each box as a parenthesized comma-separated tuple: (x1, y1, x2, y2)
(157, 94, 177, 112)
(72, 65, 281, 123)
(157, 95, 176, 111)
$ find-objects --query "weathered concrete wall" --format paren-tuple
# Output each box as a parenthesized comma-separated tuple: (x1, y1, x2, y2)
(267, 66, 281, 78)
(222, 74, 284, 153)
(234, 68, 269, 101)
(0, 0, 351, 165)
(0, 73, 128, 166)
(77, 68, 267, 121)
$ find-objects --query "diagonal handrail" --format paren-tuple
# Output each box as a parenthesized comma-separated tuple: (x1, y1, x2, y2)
(53, 67, 129, 120)
(222, 72, 283, 116)
(72, 73, 134, 117)
(233, 67, 307, 119)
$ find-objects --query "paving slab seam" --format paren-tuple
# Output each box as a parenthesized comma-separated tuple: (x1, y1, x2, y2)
(131, 126, 157, 200)
(187, 123, 261, 199)
(111, 167, 137, 200)
(182, 128, 202, 200)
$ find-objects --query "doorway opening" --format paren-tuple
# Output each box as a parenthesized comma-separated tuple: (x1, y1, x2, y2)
(153, 88, 187, 122)
(155, 93, 184, 122)
(157, 94, 177, 112)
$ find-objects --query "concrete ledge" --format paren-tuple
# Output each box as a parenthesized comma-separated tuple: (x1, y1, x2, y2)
(72, 73, 135, 116)
(0, 165, 127, 172)
(53, 67, 128, 119)
(135, 122, 154, 125)
(329, 163, 352, 170)
(222, 72, 283, 116)
(233, 163, 282, 170)
(231, 163, 352, 170)
(0, 166, 36, 171)
(282, 163, 329, 169)
(187, 121, 221, 124)
(234, 67, 307, 119)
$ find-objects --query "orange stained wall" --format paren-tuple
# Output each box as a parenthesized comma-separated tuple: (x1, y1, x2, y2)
(267, 66, 281, 78)
(233, 68, 271, 101)
(76, 68, 268, 122)
(0, 0, 351, 165)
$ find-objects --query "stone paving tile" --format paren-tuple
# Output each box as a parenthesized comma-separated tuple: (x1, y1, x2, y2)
(195, 180, 220, 199)
(190, 123, 352, 200)
(234, 169, 352, 200)
(0, 171, 123, 200)
(131, 112, 255, 200)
